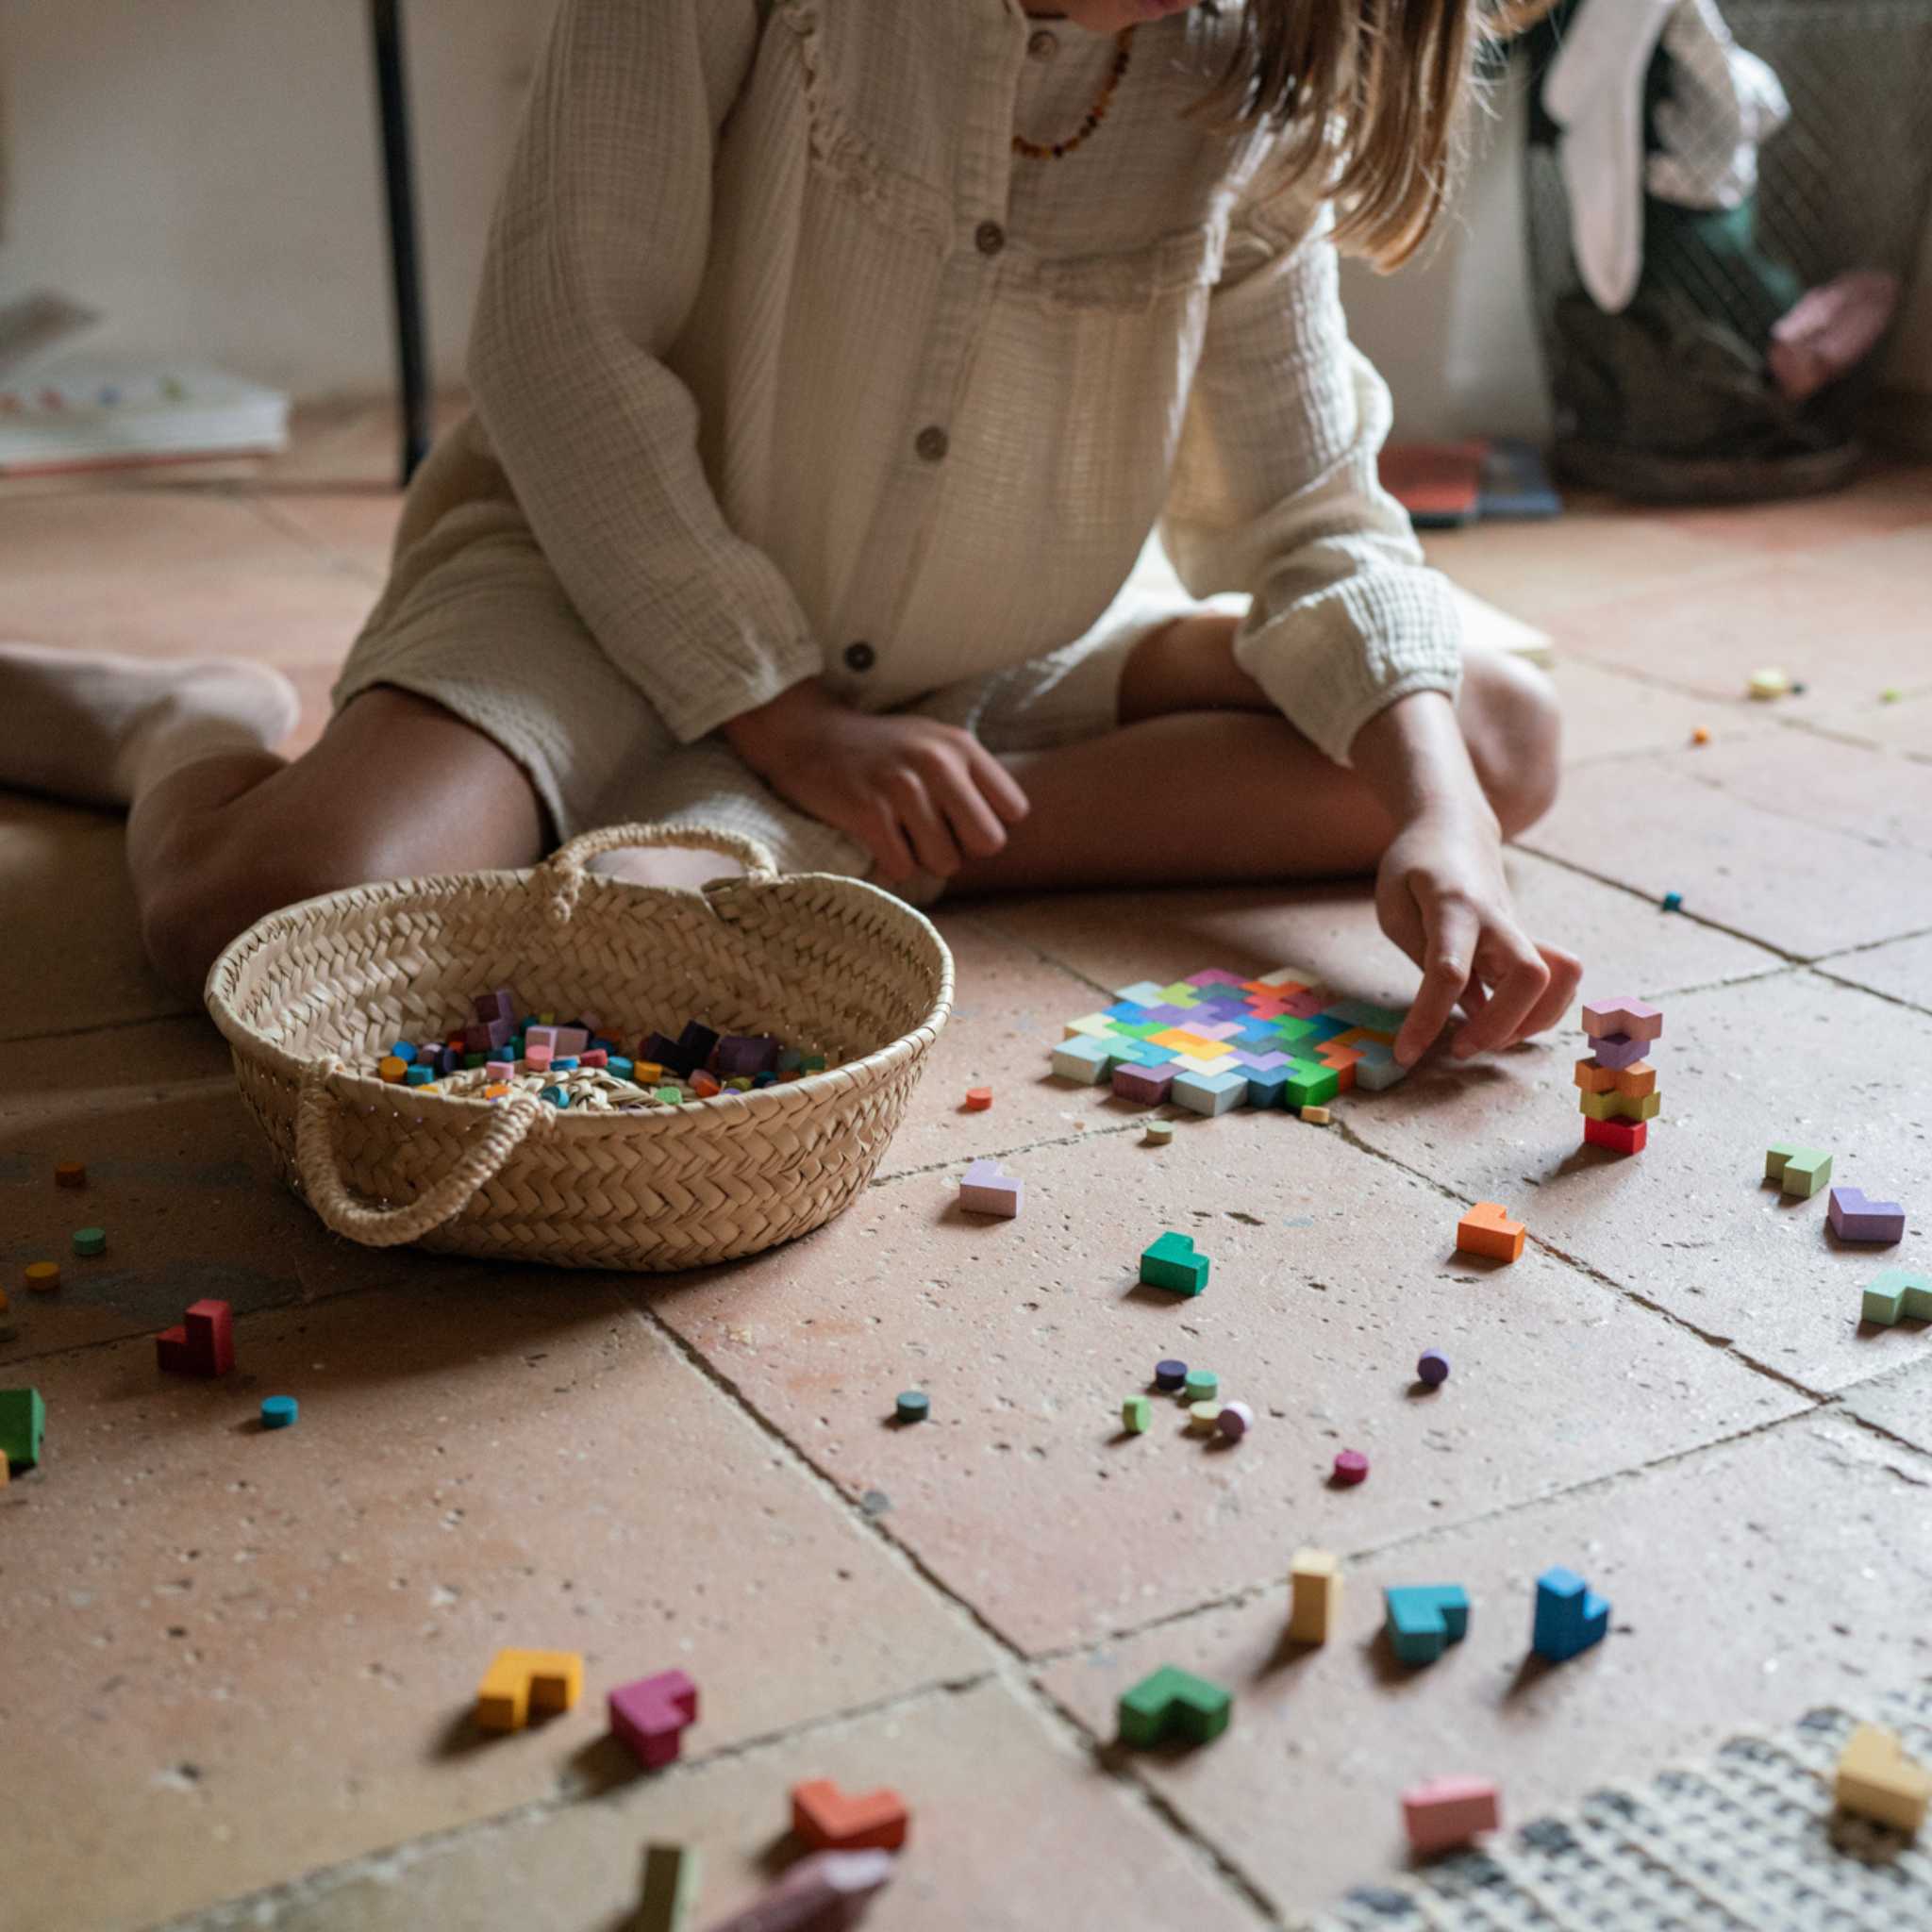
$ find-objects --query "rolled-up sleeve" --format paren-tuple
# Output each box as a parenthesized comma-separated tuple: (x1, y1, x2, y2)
(1158, 181, 1464, 767)
(467, 0, 824, 744)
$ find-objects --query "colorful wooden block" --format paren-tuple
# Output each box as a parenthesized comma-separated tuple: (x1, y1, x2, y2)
(1584, 1115, 1648, 1155)
(71, 1226, 106, 1257)
(24, 1261, 58, 1292)
(1301, 1105, 1332, 1124)
(1586, 1031, 1650, 1071)
(155, 1299, 234, 1377)
(1581, 997, 1663, 1043)
(260, 1396, 298, 1429)
(1836, 1723, 1930, 1835)
(1532, 1566, 1609, 1662)
(637, 1843, 701, 1932)
(1216, 1401, 1253, 1440)
(54, 1160, 86, 1189)
(1141, 1232, 1209, 1295)
(474, 987, 518, 1025)
(1575, 1057, 1656, 1098)
(1403, 1775, 1501, 1856)
(1112, 980, 1167, 1007)
(958, 1158, 1023, 1218)
(1122, 1395, 1153, 1432)
(1332, 1448, 1370, 1484)
(1354, 1046, 1408, 1091)
(1577, 1087, 1661, 1124)
(1113, 1063, 1176, 1105)
(1765, 1143, 1833, 1198)
(1117, 1665, 1232, 1748)
(1051, 1035, 1115, 1083)
(894, 1390, 930, 1424)
(791, 1778, 910, 1852)
(1861, 1268, 1932, 1326)
(1417, 1349, 1450, 1386)
(1144, 1120, 1175, 1145)
(1154, 1358, 1188, 1391)
(716, 1034, 779, 1076)
(1384, 1585, 1470, 1666)
(475, 1647, 584, 1733)
(1187, 1400, 1221, 1435)
(690, 1070, 723, 1098)
(1828, 1186, 1905, 1243)
(1289, 1548, 1341, 1644)
(1171, 1069, 1248, 1116)
(608, 1667, 698, 1767)
(1241, 1068, 1291, 1109)
(964, 1086, 993, 1110)
(1456, 1202, 1524, 1263)
(0, 1387, 46, 1469)
(1183, 1368, 1219, 1403)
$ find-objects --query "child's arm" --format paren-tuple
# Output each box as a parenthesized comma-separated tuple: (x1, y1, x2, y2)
(1159, 179, 1578, 1063)
(466, 0, 822, 747)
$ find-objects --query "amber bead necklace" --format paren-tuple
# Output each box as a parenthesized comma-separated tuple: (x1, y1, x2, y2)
(1012, 25, 1137, 161)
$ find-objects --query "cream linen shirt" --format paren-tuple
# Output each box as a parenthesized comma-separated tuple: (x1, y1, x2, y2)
(461, 0, 1463, 766)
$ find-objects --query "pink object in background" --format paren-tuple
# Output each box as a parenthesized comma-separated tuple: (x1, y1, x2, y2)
(1402, 1774, 1501, 1855)
(699, 1850, 896, 1932)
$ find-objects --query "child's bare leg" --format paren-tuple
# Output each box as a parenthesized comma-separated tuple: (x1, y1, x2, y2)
(950, 613, 1559, 893)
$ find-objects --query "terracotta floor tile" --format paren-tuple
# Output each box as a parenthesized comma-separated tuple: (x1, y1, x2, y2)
(1816, 929, 1932, 1012)
(1522, 757, 1932, 958)
(1651, 460, 1932, 558)
(1837, 1357, 1932, 1455)
(0, 795, 192, 1041)
(1341, 970, 1932, 1394)
(2, 1283, 992, 1932)
(1037, 1414, 1929, 1917)
(1549, 658, 1764, 765)
(1802, 693, 1932, 761)
(643, 1112, 1801, 1657)
(165, 1679, 1258, 1932)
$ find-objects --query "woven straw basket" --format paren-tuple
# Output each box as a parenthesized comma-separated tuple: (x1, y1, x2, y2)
(205, 824, 953, 1271)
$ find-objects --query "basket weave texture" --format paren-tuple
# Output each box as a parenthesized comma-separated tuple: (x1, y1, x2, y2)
(205, 824, 953, 1272)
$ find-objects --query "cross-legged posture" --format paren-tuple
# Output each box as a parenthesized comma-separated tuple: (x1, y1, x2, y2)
(1, 0, 1576, 1066)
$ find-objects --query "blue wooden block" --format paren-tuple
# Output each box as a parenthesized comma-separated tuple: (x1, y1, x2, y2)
(606, 1056, 635, 1080)
(1384, 1585, 1471, 1666)
(1171, 1069, 1249, 1117)
(1052, 1035, 1116, 1084)
(260, 1395, 299, 1429)
(1243, 1068, 1291, 1109)
(1532, 1566, 1609, 1662)
(403, 1065, 436, 1087)
(389, 1041, 418, 1065)
(539, 1086, 571, 1109)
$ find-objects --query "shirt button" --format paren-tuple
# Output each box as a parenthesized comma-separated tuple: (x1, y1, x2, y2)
(915, 425, 949, 462)
(975, 220, 1006, 258)
(1027, 28, 1058, 59)
(843, 641, 876, 674)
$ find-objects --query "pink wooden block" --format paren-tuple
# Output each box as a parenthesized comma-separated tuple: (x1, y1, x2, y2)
(158, 1298, 234, 1377)
(1580, 996, 1662, 1043)
(525, 1046, 553, 1072)
(1112, 1063, 1175, 1105)
(554, 1025, 590, 1057)
(958, 1158, 1023, 1218)
(1402, 1775, 1500, 1855)
(608, 1668, 699, 1769)
(579, 1048, 608, 1069)
(525, 1025, 559, 1056)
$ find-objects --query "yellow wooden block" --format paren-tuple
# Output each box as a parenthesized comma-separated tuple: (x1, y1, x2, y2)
(1173, 1052, 1240, 1075)
(475, 1647, 584, 1733)
(1149, 1027, 1222, 1058)
(1289, 1548, 1341, 1644)
(1577, 1087, 1661, 1124)
(1838, 1724, 1930, 1834)
(1574, 1057, 1656, 1098)
(638, 1842, 702, 1932)
(1064, 1014, 1115, 1040)
(634, 1062, 664, 1083)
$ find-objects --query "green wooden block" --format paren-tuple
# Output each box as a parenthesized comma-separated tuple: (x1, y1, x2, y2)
(0, 1387, 46, 1469)
(1764, 1143, 1832, 1198)
(654, 1085, 685, 1105)
(1157, 983, 1201, 1008)
(1280, 1062, 1341, 1109)
(1183, 1369, 1219, 1404)
(638, 1841, 700, 1932)
(1140, 1231, 1209, 1295)
(1118, 1664, 1232, 1748)
(1862, 1268, 1932, 1326)
(71, 1226, 106, 1257)
(1122, 1395, 1152, 1433)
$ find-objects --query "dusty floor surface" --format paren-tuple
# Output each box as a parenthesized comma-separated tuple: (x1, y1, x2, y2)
(3, 406, 1929, 1931)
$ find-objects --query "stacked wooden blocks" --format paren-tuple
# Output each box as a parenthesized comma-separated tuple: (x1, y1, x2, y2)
(1050, 969, 1408, 1117)
(1576, 995, 1663, 1156)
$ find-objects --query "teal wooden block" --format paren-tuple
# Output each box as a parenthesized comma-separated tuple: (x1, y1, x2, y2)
(1243, 1068, 1291, 1108)
(1051, 1035, 1115, 1084)
(1171, 1069, 1247, 1117)
(404, 1065, 436, 1087)
(1183, 1369, 1220, 1404)
(1141, 1232, 1210, 1295)
(1118, 1664, 1232, 1748)
(1327, 997, 1409, 1033)
(1383, 1584, 1470, 1666)
(1862, 1268, 1932, 1326)
(0, 1386, 46, 1469)
(1532, 1567, 1610, 1662)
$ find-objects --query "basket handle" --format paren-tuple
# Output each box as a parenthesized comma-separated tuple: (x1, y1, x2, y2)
(294, 1061, 552, 1248)
(540, 821, 779, 925)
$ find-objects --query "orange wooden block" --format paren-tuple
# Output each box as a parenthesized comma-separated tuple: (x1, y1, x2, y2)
(24, 1262, 59, 1293)
(964, 1087, 992, 1110)
(1456, 1202, 1524, 1263)
(791, 1778, 910, 1853)
(54, 1161, 86, 1189)
(475, 1648, 583, 1733)
(691, 1070, 723, 1098)
(1574, 1058, 1656, 1099)
(482, 1083, 511, 1100)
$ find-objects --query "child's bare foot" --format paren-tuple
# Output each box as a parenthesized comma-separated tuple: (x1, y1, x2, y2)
(0, 642, 298, 808)
(1768, 271, 1901, 405)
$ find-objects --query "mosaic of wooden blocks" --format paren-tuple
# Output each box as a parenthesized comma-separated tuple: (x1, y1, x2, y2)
(1828, 1186, 1905, 1243)
(475, 1648, 583, 1732)
(1764, 1144, 1833, 1198)
(1836, 1723, 1931, 1835)
(1862, 1268, 1932, 1326)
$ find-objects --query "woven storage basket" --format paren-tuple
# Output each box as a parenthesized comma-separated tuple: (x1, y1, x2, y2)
(205, 824, 953, 1271)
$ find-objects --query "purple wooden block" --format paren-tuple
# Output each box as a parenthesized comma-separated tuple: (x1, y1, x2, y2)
(958, 1158, 1023, 1217)
(608, 1668, 699, 1770)
(1136, 1005, 1195, 1027)
(554, 1025, 590, 1058)
(1112, 1063, 1176, 1105)
(1245, 1050, 1292, 1071)
(1154, 1357, 1188, 1390)
(474, 987, 518, 1026)
(717, 1034, 781, 1077)
(1585, 1032, 1648, 1071)
(1827, 1185, 1906, 1243)
(677, 1021, 721, 1072)
(464, 1015, 516, 1055)
(1190, 969, 1247, 987)
(639, 1030, 686, 1073)
(525, 1024, 559, 1056)
(437, 1046, 463, 1076)
(1188, 1021, 1244, 1041)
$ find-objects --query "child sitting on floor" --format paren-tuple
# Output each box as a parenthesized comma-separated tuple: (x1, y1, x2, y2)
(1, 0, 1578, 1070)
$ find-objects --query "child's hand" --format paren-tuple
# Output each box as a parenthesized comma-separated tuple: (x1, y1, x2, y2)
(724, 678, 1029, 885)
(1375, 805, 1582, 1068)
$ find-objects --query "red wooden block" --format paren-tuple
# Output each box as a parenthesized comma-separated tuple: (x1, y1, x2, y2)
(791, 1778, 910, 1852)
(608, 1668, 699, 1769)
(1583, 1115, 1647, 1156)
(964, 1087, 992, 1110)
(156, 1298, 234, 1376)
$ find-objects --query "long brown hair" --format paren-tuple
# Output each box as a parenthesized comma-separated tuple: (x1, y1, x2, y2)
(1185, 0, 1558, 268)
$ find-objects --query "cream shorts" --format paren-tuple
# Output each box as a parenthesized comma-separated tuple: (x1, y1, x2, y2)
(332, 495, 1243, 896)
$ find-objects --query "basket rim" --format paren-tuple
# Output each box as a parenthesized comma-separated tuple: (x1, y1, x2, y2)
(204, 860, 955, 1125)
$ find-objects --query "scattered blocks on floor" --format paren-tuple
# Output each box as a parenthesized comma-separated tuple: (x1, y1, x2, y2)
(1532, 1566, 1610, 1662)
(1836, 1723, 1930, 1836)
(1585, 1116, 1648, 1156)
(1141, 1231, 1209, 1295)
(1384, 1585, 1471, 1667)
(155, 1299, 235, 1377)
(1765, 1144, 1833, 1198)
(475, 1647, 584, 1733)
(24, 1261, 58, 1292)
(1117, 1664, 1232, 1749)
(958, 1158, 1023, 1218)
(1402, 1775, 1501, 1856)
(259, 1396, 298, 1429)
(1332, 1449, 1370, 1485)
(1187, 1401, 1220, 1435)
(1861, 1269, 1932, 1327)
(608, 1668, 699, 1768)
(71, 1226, 106, 1257)
(1144, 1119, 1174, 1146)
(963, 1086, 992, 1110)
(1289, 1548, 1341, 1644)
(1122, 1394, 1152, 1433)
(1417, 1348, 1450, 1386)
(1661, 891, 1683, 911)
(54, 1161, 85, 1189)
(1154, 1358, 1188, 1391)
(1183, 1369, 1219, 1403)
(791, 1778, 910, 1852)
(894, 1391, 930, 1424)
(1828, 1186, 1905, 1244)
(1, 1387, 46, 1470)
(1456, 1202, 1524, 1263)
(637, 1843, 701, 1932)
(1301, 1105, 1332, 1124)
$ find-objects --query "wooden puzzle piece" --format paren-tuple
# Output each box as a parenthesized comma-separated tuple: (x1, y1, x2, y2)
(1828, 1186, 1905, 1243)
(1577, 1087, 1661, 1124)
(1861, 1268, 1932, 1326)
(958, 1159, 1023, 1218)
(1764, 1143, 1833, 1198)
(1383, 1585, 1471, 1666)
(475, 1648, 583, 1732)
(1140, 1231, 1209, 1295)
(1580, 997, 1663, 1043)
(637, 1843, 701, 1932)
(791, 1778, 910, 1852)
(1456, 1203, 1524, 1263)
(1117, 1664, 1232, 1747)
(608, 1668, 699, 1768)
(1111, 1063, 1175, 1105)
(1289, 1549, 1341, 1645)
(1171, 1069, 1247, 1116)
(1575, 1057, 1656, 1099)
(1836, 1723, 1930, 1835)
(1050, 1036, 1114, 1083)
(1584, 1031, 1649, 1071)
(1111, 980, 1167, 1006)
(1584, 1116, 1647, 1155)
(155, 1299, 235, 1377)
(0, 1386, 46, 1469)
(1532, 1567, 1609, 1662)
(1402, 1775, 1501, 1856)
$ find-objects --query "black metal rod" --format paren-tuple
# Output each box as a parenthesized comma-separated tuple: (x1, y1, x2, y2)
(371, 0, 431, 485)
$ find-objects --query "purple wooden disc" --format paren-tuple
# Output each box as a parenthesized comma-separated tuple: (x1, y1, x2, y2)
(1154, 1358, 1188, 1391)
(1333, 1449, 1370, 1485)
(1417, 1349, 1450, 1386)
(1217, 1401, 1254, 1440)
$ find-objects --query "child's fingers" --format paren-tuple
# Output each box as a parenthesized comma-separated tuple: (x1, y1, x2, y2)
(935, 763, 1012, 859)
(1519, 943, 1583, 1041)
(885, 770, 964, 878)
(1452, 929, 1551, 1058)
(1394, 891, 1479, 1065)
(966, 741, 1031, 824)
(855, 799, 919, 884)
